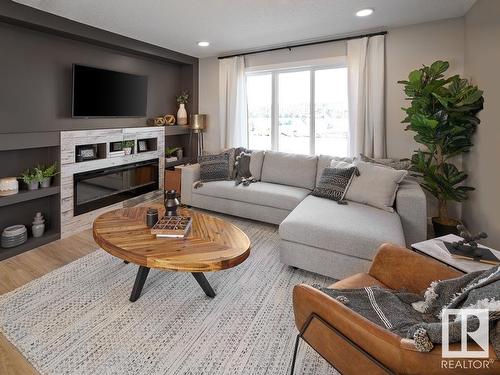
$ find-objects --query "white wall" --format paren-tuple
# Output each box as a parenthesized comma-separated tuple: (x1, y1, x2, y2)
(462, 0, 500, 248)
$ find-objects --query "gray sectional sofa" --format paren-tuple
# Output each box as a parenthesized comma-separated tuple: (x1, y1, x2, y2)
(181, 151, 427, 279)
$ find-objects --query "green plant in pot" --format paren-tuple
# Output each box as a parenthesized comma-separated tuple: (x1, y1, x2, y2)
(21, 168, 39, 190)
(398, 60, 484, 236)
(35, 162, 58, 188)
(165, 146, 180, 158)
(122, 140, 135, 155)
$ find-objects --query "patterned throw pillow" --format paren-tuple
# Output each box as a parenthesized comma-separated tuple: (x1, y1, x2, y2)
(198, 152, 231, 184)
(311, 167, 358, 202)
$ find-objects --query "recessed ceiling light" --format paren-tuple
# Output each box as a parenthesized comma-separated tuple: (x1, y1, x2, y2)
(356, 8, 374, 17)
(198, 41, 210, 47)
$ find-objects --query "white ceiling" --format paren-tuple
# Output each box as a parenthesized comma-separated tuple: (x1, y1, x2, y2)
(14, 0, 476, 58)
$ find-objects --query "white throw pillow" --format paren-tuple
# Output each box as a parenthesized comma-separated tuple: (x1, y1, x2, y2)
(345, 160, 407, 212)
(330, 160, 354, 169)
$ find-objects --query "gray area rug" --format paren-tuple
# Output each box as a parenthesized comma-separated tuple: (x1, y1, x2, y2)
(0, 215, 338, 375)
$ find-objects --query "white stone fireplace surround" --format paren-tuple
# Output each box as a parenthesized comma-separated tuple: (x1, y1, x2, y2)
(60, 127, 164, 237)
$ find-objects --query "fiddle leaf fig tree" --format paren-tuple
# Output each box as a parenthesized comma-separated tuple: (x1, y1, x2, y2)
(398, 61, 484, 225)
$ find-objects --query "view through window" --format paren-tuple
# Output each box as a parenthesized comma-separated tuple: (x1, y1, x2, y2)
(247, 66, 349, 156)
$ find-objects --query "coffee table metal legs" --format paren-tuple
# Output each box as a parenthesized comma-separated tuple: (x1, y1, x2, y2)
(128, 267, 216, 302)
(129, 266, 150, 302)
(192, 272, 216, 298)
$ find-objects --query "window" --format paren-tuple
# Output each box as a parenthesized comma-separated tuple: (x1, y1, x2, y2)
(246, 64, 349, 156)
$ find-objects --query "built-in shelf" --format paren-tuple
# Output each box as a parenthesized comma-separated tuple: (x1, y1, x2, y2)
(165, 157, 193, 168)
(0, 228, 60, 261)
(165, 126, 190, 136)
(0, 186, 60, 208)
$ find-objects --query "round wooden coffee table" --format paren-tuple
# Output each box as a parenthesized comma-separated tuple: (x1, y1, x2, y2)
(93, 204, 251, 302)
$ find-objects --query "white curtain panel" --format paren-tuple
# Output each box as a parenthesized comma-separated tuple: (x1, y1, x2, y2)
(347, 35, 386, 158)
(219, 56, 248, 149)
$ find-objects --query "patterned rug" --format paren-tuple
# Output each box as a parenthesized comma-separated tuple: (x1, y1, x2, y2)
(0, 215, 338, 375)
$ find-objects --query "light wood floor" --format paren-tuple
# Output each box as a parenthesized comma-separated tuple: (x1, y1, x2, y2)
(0, 229, 97, 375)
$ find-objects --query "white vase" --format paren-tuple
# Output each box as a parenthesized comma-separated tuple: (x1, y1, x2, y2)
(177, 103, 188, 125)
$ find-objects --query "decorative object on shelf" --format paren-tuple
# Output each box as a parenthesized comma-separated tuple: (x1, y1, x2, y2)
(122, 140, 135, 155)
(151, 215, 192, 238)
(189, 114, 206, 157)
(399, 60, 484, 236)
(164, 189, 179, 216)
(145, 207, 159, 228)
(1, 224, 28, 248)
(138, 140, 148, 152)
(76, 144, 98, 162)
(176, 148, 183, 160)
(148, 116, 166, 126)
(21, 168, 39, 190)
(165, 146, 180, 163)
(164, 114, 176, 125)
(109, 141, 125, 157)
(176, 91, 189, 125)
(31, 212, 45, 238)
(36, 162, 58, 188)
(0, 177, 19, 196)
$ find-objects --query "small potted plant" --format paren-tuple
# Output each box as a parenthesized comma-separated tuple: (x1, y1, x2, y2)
(36, 162, 58, 188)
(176, 91, 189, 125)
(165, 146, 180, 163)
(122, 140, 135, 155)
(21, 168, 39, 190)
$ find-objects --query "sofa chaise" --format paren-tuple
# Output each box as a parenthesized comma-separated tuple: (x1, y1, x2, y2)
(181, 151, 426, 279)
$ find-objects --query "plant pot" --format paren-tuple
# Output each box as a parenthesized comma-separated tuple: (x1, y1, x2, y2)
(40, 177, 52, 188)
(432, 217, 460, 237)
(177, 103, 188, 125)
(123, 147, 132, 155)
(26, 181, 39, 190)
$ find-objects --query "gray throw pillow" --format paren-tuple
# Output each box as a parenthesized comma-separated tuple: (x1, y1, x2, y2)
(234, 151, 257, 186)
(311, 167, 358, 202)
(198, 151, 231, 183)
(360, 153, 411, 171)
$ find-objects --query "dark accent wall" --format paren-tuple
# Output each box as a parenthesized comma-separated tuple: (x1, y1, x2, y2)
(0, 21, 197, 133)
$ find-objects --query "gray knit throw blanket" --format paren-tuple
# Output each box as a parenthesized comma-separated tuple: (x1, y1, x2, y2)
(320, 266, 500, 354)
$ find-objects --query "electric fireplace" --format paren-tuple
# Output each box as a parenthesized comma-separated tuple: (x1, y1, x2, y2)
(74, 159, 159, 215)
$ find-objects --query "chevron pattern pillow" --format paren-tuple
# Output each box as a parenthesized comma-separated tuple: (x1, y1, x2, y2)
(198, 151, 231, 183)
(311, 166, 358, 202)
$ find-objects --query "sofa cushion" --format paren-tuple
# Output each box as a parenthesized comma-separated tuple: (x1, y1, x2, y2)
(249, 150, 265, 180)
(261, 151, 317, 190)
(316, 155, 354, 186)
(193, 180, 310, 211)
(346, 160, 407, 213)
(279, 195, 405, 260)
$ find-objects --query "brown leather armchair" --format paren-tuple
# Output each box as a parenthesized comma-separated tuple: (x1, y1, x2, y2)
(291, 243, 499, 375)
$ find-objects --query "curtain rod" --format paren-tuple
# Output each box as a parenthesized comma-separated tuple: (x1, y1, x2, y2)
(217, 30, 387, 60)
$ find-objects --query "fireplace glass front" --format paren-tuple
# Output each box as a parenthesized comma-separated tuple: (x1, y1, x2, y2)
(74, 159, 159, 215)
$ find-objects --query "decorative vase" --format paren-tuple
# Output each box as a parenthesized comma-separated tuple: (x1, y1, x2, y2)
(432, 217, 460, 237)
(123, 147, 132, 155)
(32, 212, 45, 238)
(177, 103, 188, 125)
(164, 190, 179, 216)
(27, 181, 39, 190)
(40, 177, 51, 188)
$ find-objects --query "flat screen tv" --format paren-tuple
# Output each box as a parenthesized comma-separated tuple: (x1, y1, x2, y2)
(72, 64, 148, 117)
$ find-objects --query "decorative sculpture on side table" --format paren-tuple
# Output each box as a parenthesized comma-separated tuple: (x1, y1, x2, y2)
(444, 225, 498, 264)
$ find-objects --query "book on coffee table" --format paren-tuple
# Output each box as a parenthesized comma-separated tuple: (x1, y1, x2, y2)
(443, 241, 500, 265)
(151, 216, 192, 238)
